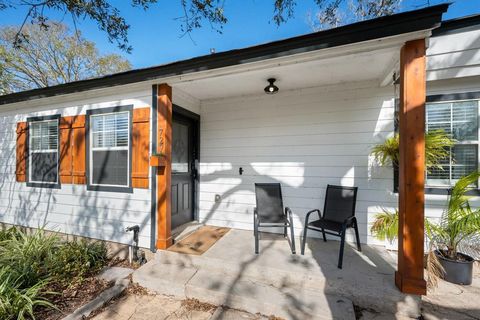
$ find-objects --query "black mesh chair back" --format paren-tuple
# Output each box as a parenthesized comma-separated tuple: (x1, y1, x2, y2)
(255, 183, 285, 223)
(301, 184, 360, 268)
(323, 185, 358, 224)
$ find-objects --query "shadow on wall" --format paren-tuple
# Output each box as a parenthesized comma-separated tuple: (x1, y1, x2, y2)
(0, 106, 152, 254)
(199, 98, 397, 244)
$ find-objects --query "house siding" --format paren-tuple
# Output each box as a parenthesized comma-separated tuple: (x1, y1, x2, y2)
(0, 87, 154, 248)
(198, 81, 396, 244)
(427, 26, 480, 81)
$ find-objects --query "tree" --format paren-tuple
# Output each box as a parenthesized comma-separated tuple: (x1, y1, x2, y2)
(0, 22, 131, 94)
(0, 0, 409, 53)
(310, 0, 403, 30)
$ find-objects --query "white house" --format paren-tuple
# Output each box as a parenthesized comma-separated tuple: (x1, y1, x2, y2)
(0, 3, 478, 294)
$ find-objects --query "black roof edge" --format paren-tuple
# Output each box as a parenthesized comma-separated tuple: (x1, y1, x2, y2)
(0, 3, 449, 106)
(432, 13, 480, 36)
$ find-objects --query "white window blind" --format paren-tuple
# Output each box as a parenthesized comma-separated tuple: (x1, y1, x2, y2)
(426, 100, 479, 187)
(29, 119, 59, 184)
(90, 111, 130, 187)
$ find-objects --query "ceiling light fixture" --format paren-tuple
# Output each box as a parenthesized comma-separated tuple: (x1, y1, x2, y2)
(264, 78, 279, 94)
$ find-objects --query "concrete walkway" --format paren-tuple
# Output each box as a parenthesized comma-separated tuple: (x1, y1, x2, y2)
(92, 294, 273, 320)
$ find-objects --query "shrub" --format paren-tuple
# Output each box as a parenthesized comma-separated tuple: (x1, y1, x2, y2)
(0, 267, 54, 320)
(0, 227, 109, 318)
(0, 228, 59, 287)
(48, 240, 108, 285)
(0, 226, 22, 241)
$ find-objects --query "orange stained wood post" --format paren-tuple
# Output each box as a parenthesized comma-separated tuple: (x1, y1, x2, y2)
(156, 83, 173, 249)
(395, 39, 427, 295)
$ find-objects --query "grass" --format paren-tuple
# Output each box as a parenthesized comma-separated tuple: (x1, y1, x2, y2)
(0, 227, 108, 319)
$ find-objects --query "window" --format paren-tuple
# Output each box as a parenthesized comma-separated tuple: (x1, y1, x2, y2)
(426, 99, 479, 187)
(28, 116, 59, 186)
(87, 106, 132, 192)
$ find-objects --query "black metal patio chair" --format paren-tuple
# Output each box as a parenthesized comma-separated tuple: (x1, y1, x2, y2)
(254, 183, 296, 254)
(301, 185, 361, 269)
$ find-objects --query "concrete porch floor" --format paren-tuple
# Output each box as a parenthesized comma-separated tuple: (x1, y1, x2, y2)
(133, 228, 480, 320)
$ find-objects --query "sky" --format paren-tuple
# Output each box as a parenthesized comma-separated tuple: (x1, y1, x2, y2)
(0, 0, 478, 69)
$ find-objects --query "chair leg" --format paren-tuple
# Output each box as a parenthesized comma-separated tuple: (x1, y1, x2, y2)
(284, 225, 287, 238)
(321, 228, 327, 242)
(289, 221, 296, 254)
(254, 219, 259, 254)
(301, 226, 308, 255)
(338, 226, 347, 269)
(353, 219, 362, 252)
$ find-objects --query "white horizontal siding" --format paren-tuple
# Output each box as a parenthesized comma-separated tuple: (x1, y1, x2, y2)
(0, 85, 154, 248)
(198, 82, 396, 245)
(427, 28, 480, 81)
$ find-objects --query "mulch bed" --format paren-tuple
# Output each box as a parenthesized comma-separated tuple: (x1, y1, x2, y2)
(108, 257, 142, 269)
(35, 277, 112, 320)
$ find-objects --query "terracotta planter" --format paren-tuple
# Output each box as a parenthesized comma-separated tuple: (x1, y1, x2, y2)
(149, 155, 167, 167)
(435, 250, 474, 285)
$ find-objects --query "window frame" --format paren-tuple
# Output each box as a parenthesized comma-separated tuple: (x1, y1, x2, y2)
(26, 114, 61, 189)
(425, 91, 480, 195)
(86, 105, 133, 193)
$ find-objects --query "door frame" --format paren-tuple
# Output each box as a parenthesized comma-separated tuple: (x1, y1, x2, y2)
(172, 104, 200, 226)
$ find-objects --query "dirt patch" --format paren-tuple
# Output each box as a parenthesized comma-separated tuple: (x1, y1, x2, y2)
(108, 257, 141, 269)
(125, 278, 153, 296)
(35, 277, 112, 320)
(181, 298, 217, 313)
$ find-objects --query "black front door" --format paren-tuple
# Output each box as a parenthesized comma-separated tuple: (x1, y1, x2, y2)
(171, 111, 198, 229)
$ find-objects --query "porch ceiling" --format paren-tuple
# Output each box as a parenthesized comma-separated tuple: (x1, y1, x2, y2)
(173, 46, 399, 100)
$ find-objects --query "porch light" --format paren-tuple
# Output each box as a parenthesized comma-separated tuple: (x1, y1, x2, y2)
(264, 78, 279, 94)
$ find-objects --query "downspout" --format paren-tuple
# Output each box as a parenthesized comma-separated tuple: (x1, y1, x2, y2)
(150, 85, 158, 252)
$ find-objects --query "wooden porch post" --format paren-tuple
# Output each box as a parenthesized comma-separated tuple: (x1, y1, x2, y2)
(156, 83, 173, 249)
(395, 39, 427, 295)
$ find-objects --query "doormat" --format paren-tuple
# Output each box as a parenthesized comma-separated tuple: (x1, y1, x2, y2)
(168, 226, 230, 255)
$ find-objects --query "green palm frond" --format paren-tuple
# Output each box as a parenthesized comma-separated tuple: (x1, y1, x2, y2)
(371, 130, 455, 172)
(370, 209, 399, 242)
(427, 171, 480, 260)
(425, 130, 455, 170)
(371, 134, 399, 166)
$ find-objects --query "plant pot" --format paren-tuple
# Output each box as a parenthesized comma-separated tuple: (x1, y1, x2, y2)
(435, 250, 474, 285)
(149, 154, 167, 167)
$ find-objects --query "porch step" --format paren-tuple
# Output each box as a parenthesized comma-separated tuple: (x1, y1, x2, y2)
(151, 229, 419, 317)
(186, 268, 355, 320)
(132, 259, 355, 320)
(155, 249, 328, 292)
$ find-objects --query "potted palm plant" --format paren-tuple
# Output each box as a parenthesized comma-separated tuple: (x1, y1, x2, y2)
(426, 171, 480, 285)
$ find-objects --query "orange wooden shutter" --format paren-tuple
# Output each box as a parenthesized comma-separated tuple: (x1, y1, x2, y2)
(132, 107, 150, 188)
(72, 115, 86, 185)
(59, 117, 73, 184)
(58, 115, 86, 185)
(15, 122, 27, 182)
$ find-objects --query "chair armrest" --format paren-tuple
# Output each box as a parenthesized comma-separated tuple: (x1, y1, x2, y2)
(305, 209, 321, 225)
(285, 206, 291, 215)
(285, 207, 294, 220)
